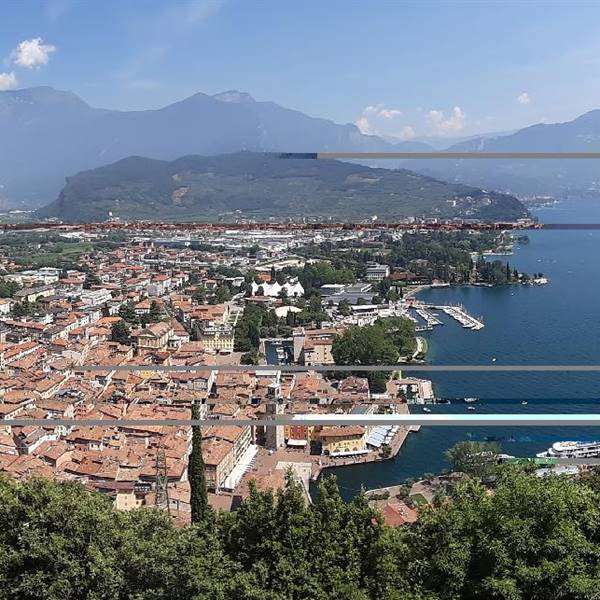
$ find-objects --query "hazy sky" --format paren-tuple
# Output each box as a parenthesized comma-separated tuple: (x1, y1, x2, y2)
(3, 0, 600, 138)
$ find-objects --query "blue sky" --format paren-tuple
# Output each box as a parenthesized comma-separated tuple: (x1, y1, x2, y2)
(3, 0, 600, 138)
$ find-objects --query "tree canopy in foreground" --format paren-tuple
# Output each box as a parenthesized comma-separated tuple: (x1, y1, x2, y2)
(2, 467, 600, 599)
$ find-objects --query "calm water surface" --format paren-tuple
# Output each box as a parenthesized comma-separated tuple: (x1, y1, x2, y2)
(326, 198, 600, 499)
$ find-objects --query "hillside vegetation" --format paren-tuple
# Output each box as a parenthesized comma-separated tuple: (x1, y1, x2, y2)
(1, 469, 600, 599)
(36, 152, 528, 223)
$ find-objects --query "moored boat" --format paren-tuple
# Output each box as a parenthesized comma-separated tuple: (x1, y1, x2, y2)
(536, 440, 600, 458)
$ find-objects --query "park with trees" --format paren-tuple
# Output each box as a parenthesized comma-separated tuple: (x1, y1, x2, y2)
(332, 317, 417, 392)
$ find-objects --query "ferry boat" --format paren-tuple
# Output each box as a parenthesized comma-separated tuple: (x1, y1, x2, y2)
(536, 441, 600, 458)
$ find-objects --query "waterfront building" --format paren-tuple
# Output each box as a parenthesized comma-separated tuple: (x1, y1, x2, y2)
(319, 426, 368, 456)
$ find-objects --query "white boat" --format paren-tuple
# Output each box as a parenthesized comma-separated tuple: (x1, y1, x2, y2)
(521, 401, 528, 405)
(464, 397, 478, 403)
(536, 441, 600, 458)
(422, 407, 431, 413)
(467, 406, 476, 411)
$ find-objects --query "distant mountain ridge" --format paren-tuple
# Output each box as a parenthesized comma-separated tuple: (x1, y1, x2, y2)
(4, 85, 600, 208)
(408, 110, 600, 195)
(0, 86, 428, 209)
(35, 151, 528, 223)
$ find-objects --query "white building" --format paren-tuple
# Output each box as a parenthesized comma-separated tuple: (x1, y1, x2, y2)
(251, 279, 304, 298)
(0, 298, 13, 315)
(80, 289, 113, 307)
(366, 263, 390, 282)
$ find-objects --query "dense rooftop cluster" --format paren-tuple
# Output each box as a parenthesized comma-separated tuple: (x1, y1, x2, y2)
(0, 226, 447, 519)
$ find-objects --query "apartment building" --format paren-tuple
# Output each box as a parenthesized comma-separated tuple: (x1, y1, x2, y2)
(366, 263, 390, 282)
(194, 324, 234, 353)
(132, 322, 174, 352)
(319, 425, 368, 456)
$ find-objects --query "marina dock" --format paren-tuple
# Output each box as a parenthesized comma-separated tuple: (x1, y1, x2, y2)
(410, 302, 484, 330)
(413, 307, 443, 327)
(437, 305, 485, 330)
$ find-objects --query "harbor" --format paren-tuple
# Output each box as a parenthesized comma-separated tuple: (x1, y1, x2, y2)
(437, 305, 485, 330)
(328, 197, 600, 499)
(414, 306, 443, 328)
(409, 301, 484, 331)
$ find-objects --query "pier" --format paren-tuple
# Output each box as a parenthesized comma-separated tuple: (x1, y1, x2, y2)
(409, 302, 483, 330)
(413, 307, 443, 328)
(437, 305, 485, 330)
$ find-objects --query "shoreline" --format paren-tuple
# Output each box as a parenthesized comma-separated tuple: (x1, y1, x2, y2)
(406, 278, 547, 301)
(313, 424, 418, 480)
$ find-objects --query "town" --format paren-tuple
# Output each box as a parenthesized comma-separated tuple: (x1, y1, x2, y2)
(0, 223, 527, 522)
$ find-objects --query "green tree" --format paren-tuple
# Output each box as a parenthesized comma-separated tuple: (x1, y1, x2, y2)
(332, 325, 399, 392)
(294, 261, 355, 296)
(338, 299, 352, 316)
(11, 300, 35, 317)
(188, 403, 210, 525)
(445, 440, 501, 479)
(3, 469, 600, 599)
(83, 272, 101, 289)
(0, 279, 20, 298)
(278, 288, 289, 304)
(375, 317, 417, 357)
(234, 304, 267, 351)
(148, 300, 163, 322)
(212, 285, 232, 304)
(0, 477, 122, 599)
(118, 301, 139, 324)
(110, 320, 130, 344)
(192, 286, 206, 304)
(241, 349, 260, 365)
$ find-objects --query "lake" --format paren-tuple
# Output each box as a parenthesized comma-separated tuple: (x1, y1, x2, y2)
(329, 197, 600, 499)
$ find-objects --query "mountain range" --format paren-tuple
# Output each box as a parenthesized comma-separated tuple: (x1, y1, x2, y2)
(4, 86, 600, 212)
(34, 151, 528, 223)
(406, 111, 600, 196)
(0, 86, 427, 209)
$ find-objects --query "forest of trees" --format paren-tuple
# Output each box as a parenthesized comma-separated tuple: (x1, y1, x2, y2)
(234, 298, 331, 359)
(2, 466, 600, 599)
(296, 232, 530, 287)
(234, 303, 292, 353)
(332, 317, 417, 392)
(283, 261, 356, 297)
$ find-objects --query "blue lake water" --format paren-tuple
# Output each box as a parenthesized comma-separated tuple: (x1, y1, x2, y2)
(328, 197, 600, 499)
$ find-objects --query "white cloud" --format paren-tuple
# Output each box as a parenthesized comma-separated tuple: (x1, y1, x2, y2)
(425, 106, 466, 135)
(0, 72, 17, 91)
(517, 92, 531, 105)
(10, 38, 56, 69)
(400, 125, 416, 140)
(355, 116, 373, 134)
(356, 104, 404, 136)
(364, 104, 402, 119)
